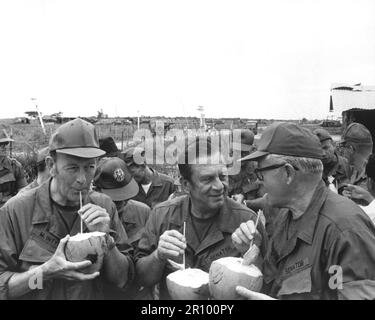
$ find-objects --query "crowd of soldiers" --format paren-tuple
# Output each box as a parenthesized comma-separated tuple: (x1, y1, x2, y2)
(1, 117, 375, 300)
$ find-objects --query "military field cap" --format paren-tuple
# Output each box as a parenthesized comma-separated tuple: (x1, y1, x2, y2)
(37, 147, 49, 164)
(341, 122, 373, 145)
(0, 129, 14, 144)
(232, 129, 255, 152)
(122, 146, 146, 166)
(240, 122, 323, 161)
(49, 118, 105, 158)
(313, 128, 332, 143)
(94, 157, 139, 201)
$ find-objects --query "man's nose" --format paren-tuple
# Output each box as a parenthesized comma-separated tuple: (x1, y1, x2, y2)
(212, 177, 224, 191)
(76, 168, 87, 185)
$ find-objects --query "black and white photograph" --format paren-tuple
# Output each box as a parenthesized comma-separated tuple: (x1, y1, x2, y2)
(1, 0, 375, 305)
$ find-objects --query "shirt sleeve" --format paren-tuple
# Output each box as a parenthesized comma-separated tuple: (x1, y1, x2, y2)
(107, 202, 135, 288)
(133, 208, 161, 263)
(0, 206, 21, 300)
(326, 229, 375, 300)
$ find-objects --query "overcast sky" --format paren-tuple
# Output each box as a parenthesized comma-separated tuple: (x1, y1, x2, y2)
(0, 0, 374, 120)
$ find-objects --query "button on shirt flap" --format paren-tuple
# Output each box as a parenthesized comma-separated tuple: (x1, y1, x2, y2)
(278, 266, 312, 297)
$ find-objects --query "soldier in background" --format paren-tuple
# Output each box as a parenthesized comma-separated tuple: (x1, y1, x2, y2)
(229, 129, 264, 204)
(313, 128, 350, 192)
(123, 146, 176, 208)
(338, 123, 373, 205)
(19, 146, 50, 193)
(0, 130, 27, 207)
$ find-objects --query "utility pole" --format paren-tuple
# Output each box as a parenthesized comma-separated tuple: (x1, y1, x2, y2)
(31, 98, 46, 136)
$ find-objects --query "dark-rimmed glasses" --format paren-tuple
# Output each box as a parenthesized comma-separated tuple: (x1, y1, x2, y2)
(254, 162, 299, 181)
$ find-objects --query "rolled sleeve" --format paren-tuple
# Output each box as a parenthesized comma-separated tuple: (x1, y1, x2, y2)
(108, 203, 135, 289)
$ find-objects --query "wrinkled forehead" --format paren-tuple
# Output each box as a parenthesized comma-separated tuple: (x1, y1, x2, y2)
(191, 159, 228, 177)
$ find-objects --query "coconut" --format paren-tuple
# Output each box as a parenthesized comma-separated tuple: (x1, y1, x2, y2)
(166, 268, 209, 300)
(65, 232, 108, 274)
(209, 257, 263, 300)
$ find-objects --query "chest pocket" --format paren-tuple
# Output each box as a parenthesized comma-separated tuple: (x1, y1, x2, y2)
(277, 266, 312, 299)
(19, 227, 58, 265)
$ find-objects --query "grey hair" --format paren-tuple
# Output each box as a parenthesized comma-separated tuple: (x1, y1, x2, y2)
(266, 154, 323, 175)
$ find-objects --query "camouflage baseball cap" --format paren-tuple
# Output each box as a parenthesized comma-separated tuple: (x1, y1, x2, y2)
(49, 118, 105, 158)
(94, 157, 139, 201)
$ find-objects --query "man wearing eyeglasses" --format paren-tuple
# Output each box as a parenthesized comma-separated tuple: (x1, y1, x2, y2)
(0, 129, 27, 207)
(234, 122, 375, 300)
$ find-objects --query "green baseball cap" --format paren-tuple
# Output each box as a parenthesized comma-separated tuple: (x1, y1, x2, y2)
(49, 118, 105, 158)
(240, 122, 323, 161)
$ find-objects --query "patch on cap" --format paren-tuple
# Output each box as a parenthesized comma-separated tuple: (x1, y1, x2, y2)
(113, 168, 126, 182)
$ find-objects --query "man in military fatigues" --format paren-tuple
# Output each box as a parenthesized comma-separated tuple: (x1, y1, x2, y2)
(0, 118, 134, 300)
(234, 122, 375, 300)
(313, 128, 351, 192)
(94, 156, 152, 299)
(134, 137, 267, 299)
(123, 147, 176, 208)
(94, 156, 150, 243)
(228, 129, 263, 203)
(338, 123, 373, 206)
(0, 130, 27, 207)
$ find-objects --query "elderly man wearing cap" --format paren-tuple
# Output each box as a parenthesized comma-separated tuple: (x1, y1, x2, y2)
(123, 147, 176, 208)
(234, 122, 375, 300)
(313, 128, 351, 192)
(338, 123, 373, 205)
(0, 129, 27, 207)
(19, 146, 50, 193)
(134, 136, 267, 300)
(0, 118, 134, 300)
(228, 129, 263, 204)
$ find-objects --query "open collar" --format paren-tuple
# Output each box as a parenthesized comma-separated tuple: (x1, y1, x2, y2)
(32, 178, 89, 237)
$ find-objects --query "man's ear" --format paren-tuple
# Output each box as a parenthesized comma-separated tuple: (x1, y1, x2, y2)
(284, 163, 297, 185)
(45, 156, 56, 177)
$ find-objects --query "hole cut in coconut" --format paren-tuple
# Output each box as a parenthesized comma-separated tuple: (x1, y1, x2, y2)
(219, 257, 263, 277)
(168, 268, 209, 288)
(69, 231, 106, 241)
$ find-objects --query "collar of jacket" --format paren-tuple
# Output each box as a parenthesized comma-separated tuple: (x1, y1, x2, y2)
(31, 178, 90, 235)
(168, 195, 246, 234)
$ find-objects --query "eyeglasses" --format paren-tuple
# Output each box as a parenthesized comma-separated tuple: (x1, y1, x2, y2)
(254, 162, 299, 181)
